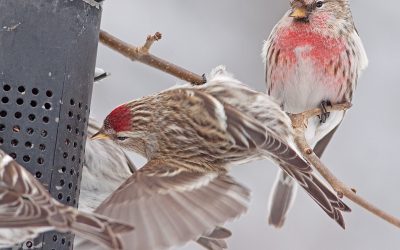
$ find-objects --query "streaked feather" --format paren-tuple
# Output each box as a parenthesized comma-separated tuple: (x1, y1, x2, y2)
(92, 159, 250, 250)
(90, 67, 351, 249)
(0, 149, 133, 249)
(79, 120, 231, 249)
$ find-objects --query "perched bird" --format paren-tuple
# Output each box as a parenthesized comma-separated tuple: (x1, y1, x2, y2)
(262, 0, 368, 228)
(88, 66, 350, 250)
(0, 149, 133, 249)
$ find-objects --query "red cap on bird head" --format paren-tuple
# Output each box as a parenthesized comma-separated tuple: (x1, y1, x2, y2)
(104, 104, 132, 132)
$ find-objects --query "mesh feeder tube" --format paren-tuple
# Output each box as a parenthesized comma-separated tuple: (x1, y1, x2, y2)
(0, 0, 102, 249)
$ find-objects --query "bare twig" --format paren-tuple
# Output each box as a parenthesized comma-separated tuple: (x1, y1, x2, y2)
(99, 30, 206, 85)
(291, 103, 400, 228)
(141, 32, 162, 53)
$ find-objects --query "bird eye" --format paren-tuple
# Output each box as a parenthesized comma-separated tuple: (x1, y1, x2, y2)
(117, 136, 128, 141)
(316, 1, 324, 8)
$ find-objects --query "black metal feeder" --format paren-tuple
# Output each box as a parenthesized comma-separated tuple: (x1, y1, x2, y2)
(0, 0, 102, 249)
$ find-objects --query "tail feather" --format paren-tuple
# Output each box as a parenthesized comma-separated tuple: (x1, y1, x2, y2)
(267, 170, 297, 228)
(280, 162, 350, 229)
(261, 133, 350, 228)
(203, 226, 231, 240)
(196, 226, 231, 250)
(196, 237, 227, 250)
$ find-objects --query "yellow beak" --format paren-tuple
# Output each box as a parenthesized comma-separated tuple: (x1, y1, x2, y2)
(290, 7, 308, 19)
(91, 131, 109, 140)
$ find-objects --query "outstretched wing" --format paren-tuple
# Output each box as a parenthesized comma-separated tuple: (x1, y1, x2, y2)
(94, 159, 250, 250)
(0, 150, 133, 250)
(222, 105, 351, 228)
(0, 151, 52, 229)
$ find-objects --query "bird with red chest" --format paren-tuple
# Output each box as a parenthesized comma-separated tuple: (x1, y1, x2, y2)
(263, 0, 368, 228)
(89, 67, 350, 250)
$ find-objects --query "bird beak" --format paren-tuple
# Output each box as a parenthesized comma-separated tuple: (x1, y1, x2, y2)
(290, 7, 308, 19)
(91, 131, 109, 140)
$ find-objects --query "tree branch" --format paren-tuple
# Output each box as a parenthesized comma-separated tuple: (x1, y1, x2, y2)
(291, 103, 400, 228)
(99, 30, 206, 85)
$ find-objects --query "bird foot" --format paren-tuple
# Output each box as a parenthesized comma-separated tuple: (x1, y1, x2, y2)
(318, 100, 332, 123)
(201, 74, 207, 84)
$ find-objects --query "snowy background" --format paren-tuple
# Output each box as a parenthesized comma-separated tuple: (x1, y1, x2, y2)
(91, 1, 400, 249)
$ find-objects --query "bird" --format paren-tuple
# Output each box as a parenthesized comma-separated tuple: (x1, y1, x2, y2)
(75, 71, 231, 250)
(88, 66, 350, 250)
(262, 0, 368, 228)
(0, 148, 133, 249)
(77, 118, 231, 250)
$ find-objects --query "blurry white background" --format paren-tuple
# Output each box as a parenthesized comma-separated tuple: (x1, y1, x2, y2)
(91, 0, 400, 249)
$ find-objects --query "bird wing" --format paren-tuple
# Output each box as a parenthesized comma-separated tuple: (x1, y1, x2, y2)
(196, 226, 231, 250)
(0, 150, 134, 250)
(0, 151, 52, 228)
(262, 25, 280, 96)
(166, 85, 350, 228)
(222, 105, 351, 228)
(94, 158, 250, 250)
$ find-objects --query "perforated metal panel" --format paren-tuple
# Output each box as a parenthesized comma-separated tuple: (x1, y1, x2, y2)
(0, 0, 102, 249)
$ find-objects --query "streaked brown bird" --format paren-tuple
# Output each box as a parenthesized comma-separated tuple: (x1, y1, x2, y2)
(91, 66, 350, 250)
(0, 149, 133, 249)
(76, 118, 230, 250)
(75, 71, 231, 250)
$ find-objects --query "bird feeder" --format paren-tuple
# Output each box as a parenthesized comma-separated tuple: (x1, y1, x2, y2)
(0, 0, 102, 249)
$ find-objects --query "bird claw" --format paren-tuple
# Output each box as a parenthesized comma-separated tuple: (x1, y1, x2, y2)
(201, 74, 207, 84)
(318, 100, 332, 123)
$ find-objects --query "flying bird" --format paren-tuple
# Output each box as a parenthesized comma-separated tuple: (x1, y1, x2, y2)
(89, 66, 350, 250)
(77, 118, 230, 250)
(75, 71, 231, 250)
(262, 0, 368, 228)
(0, 149, 133, 249)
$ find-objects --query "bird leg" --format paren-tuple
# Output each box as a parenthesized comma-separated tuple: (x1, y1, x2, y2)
(318, 100, 332, 123)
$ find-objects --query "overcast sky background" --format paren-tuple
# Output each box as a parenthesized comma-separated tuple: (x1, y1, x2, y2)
(91, 1, 400, 249)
